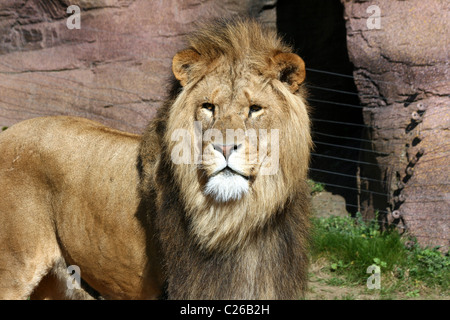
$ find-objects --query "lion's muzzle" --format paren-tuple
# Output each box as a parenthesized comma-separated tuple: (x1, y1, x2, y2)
(203, 142, 252, 202)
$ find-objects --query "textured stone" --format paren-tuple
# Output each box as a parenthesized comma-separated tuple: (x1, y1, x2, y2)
(311, 191, 348, 219)
(0, 0, 276, 133)
(341, 0, 449, 250)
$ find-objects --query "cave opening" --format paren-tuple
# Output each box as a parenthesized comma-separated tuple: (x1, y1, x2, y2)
(277, 0, 365, 215)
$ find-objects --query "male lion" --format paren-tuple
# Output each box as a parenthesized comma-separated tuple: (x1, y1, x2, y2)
(0, 19, 311, 299)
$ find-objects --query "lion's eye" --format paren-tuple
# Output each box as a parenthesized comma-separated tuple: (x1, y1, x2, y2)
(249, 105, 263, 116)
(202, 103, 215, 113)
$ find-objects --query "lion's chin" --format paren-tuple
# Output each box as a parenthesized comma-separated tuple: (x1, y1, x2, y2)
(204, 169, 249, 202)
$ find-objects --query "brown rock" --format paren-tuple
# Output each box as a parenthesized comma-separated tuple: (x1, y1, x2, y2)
(0, 0, 276, 133)
(341, 0, 449, 251)
(312, 191, 348, 219)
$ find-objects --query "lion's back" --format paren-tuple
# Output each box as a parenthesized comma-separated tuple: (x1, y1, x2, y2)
(1, 116, 139, 171)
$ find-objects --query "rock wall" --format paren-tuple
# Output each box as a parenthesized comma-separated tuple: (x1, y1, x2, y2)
(0, 0, 276, 133)
(341, 0, 449, 250)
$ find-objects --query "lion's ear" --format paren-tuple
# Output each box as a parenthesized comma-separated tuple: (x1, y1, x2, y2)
(172, 49, 201, 87)
(272, 52, 306, 93)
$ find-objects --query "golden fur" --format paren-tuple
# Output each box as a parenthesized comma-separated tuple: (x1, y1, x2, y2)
(0, 19, 312, 299)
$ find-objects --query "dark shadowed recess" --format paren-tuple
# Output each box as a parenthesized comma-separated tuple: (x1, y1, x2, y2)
(277, 0, 364, 215)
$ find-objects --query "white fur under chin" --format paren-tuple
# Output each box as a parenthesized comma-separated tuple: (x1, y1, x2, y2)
(204, 171, 249, 202)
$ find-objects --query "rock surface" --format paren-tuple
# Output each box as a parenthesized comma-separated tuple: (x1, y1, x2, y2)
(341, 0, 449, 250)
(0, 0, 276, 133)
(311, 191, 348, 219)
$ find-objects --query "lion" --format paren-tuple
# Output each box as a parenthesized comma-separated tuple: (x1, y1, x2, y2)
(0, 19, 312, 299)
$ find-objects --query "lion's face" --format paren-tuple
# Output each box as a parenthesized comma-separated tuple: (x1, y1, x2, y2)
(168, 47, 309, 205)
(168, 52, 307, 204)
(188, 62, 287, 202)
(165, 22, 310, 212)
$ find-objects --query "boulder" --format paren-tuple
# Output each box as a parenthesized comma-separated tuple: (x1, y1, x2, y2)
(312, 191, 348, 219)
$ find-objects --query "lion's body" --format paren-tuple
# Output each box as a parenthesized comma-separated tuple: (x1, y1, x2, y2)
(0, 117, 163, 299)
(0, 19, 312, 299)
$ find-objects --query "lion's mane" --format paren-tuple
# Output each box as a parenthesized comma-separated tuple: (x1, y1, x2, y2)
(139, 19, 312, 299)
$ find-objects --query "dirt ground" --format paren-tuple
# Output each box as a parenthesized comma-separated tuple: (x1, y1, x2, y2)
(305, 259, 449, 300)
(305, 261, 376, 300)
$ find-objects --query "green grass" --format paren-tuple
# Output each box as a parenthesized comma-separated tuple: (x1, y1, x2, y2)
(310, 213, 449, 297)
(307, 179, 325, 195)
(325, 277, 346, 287)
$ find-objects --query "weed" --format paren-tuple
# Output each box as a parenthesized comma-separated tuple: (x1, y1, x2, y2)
(308, 179, 325, 195)
(406, 289, 420, 298)
(326, 277, 346, 287)
(311, 213, 449, 297)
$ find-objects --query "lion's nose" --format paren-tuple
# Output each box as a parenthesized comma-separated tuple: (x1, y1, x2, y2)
(213, 144, 241, 160)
